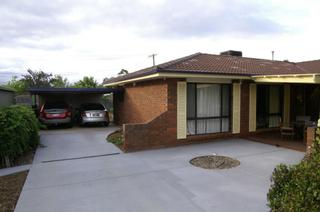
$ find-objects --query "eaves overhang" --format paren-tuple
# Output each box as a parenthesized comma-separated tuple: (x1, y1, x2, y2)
(252, 74, 320, 84)
(104, 72, 251, 87)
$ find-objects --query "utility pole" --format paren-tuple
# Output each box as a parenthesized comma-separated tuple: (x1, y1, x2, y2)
(149, 53, 157, 66)
(272, 51, 274, 61)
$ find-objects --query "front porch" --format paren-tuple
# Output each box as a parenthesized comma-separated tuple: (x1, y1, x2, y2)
(249, 82, 320, 152)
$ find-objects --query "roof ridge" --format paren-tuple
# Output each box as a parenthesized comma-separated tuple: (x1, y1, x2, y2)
(201, 52, 295, 63)
(297, 59, 320, 64)
(157, 52, 202, 70)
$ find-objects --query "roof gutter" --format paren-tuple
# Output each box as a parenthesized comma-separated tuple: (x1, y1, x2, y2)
(252, 73, 320, 78)
(104, 72, 251, 87)
(252, 73, 320, 84)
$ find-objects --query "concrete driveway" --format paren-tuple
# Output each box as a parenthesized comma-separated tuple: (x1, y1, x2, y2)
(32, 127, 121, 163)
(15, 128, 304, 212)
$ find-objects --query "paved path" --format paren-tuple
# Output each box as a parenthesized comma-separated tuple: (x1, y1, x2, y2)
(15, 128, 304, 212)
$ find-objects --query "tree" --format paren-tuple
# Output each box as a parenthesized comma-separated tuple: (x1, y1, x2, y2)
(5, 76, 27, 94)
(51, 74, 69, 88)
(118, 69, 129, 76)
(73, 76, 99, 88)
(5, 70, 71, 92)
(21, 69, 52, 88)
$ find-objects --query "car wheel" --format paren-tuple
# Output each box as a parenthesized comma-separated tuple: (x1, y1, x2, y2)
(103, 122, 109, 127)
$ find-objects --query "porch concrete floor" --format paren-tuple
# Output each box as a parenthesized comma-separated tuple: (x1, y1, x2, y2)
(15, 128, 304, 212)
(247, 130, 306, 152)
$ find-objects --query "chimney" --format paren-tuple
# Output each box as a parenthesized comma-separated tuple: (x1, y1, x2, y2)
(220, 50, 242, 57)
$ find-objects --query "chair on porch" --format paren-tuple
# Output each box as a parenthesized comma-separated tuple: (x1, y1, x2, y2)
(279, 121, 295, 140)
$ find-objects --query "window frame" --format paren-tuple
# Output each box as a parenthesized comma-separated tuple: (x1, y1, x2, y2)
(187, 83, 231, 135)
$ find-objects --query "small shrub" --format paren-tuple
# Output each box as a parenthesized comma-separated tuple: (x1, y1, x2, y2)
(107, 130, 123, 146)
(268, 128, 320, 211)
(0, 105, 40, 167)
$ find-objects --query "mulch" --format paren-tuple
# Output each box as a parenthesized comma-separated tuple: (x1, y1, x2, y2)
(13, 151, 35, 167)
(0, 171, 28, 212)
(190, 155, 240, 169)
(0, 150, 35, 169)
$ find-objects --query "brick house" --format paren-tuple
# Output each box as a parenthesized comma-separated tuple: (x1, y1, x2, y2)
(104, 51, 320, 152)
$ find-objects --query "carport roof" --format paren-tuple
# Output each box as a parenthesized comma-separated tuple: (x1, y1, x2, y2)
(28, 87, 122, 94)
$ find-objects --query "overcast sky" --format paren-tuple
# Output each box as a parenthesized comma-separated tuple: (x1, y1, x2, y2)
(0, 0, 319, 84)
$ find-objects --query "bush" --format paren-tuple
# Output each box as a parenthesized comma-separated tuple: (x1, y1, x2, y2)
(0, 105, 40, 167)
(268, 128, 320, 211)
(107, 130, 123, 146)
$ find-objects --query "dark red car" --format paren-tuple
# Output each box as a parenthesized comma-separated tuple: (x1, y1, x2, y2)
(39, 102, 73, 126)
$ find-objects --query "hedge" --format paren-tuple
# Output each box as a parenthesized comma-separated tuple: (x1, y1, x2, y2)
(0, 105, 40, 167)
(268, 127, 320, 211)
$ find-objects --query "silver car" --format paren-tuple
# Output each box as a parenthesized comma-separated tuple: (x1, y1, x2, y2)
(79, 103, 109, 126)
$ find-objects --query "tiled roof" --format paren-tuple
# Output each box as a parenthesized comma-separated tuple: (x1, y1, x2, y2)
(297, 60, 320, 74)
(104, 53, 320, 84)
(104, 53, 201, 84)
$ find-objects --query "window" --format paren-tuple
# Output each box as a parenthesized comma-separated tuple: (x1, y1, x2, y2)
(256, 85, 283, 129)
(187, 83, 231, 135)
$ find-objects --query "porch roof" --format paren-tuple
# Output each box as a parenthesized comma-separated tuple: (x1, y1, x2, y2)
(252, 74, 320, 84)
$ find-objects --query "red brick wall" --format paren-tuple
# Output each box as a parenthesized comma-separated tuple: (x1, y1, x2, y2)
(306, 127, 316, 155)
(123, 79, 177, 151)
(119, 78, 243, 152)
(240, 82, 250, 135)
(113, 79, 168, 125)
(123, 112, 235, 152)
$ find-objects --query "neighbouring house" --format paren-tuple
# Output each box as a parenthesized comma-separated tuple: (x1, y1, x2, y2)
(104, 51, 320, 152)
(0, 86, 15, 106)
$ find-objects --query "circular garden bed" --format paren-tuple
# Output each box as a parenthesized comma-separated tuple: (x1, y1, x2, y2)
(190, 155, 240, 169)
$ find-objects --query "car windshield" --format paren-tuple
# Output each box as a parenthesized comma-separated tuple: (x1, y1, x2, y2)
(81, 103, 105, 110)
(44, 102, 68, 109)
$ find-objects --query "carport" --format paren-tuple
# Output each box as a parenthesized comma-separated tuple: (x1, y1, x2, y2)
(29, 87, 123, 119)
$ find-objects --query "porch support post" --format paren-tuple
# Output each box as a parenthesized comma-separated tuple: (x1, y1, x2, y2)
(283, 84, 290, 124)
(232, 83, 241, 134)
(249, 83, 257, 132)
(177, 81, 187, 139)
